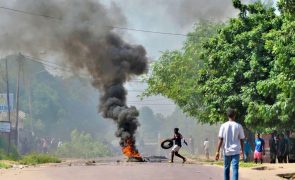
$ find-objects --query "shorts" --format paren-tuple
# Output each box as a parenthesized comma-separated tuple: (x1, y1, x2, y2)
(254, 150, 262, 159)
(172, 145, 181, 152)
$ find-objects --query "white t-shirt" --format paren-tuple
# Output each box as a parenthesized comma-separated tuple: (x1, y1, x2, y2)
(204, 140, 209, 150)
(218, 121, 245, 156)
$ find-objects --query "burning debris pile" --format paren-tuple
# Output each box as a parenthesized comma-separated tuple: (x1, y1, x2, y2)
(0, 0, 147, 158)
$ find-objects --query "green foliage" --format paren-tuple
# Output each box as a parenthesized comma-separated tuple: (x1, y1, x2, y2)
(138, 106, 163, 138)
(144, 21, 222, 124)
(56, 130, 113, 158)
(0, 161, 12, 169)
(0, 56, 111, 154)
(201, 0, 295, 129)
(211, 160, 259, 168)
(0, 137, 20, 160)
(20, 153, 61, 165)
(145, 1, 295, 130)
(278, 0, 295, 16)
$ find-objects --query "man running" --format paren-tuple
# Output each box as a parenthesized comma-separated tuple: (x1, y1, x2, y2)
(169, 128, 187, 163)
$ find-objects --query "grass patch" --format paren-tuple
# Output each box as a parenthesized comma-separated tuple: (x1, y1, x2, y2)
(239, 162, 260, 168)
(210, 160, 260, 168)
(20, 153, 61, 165)
(0, 161, 13, 169)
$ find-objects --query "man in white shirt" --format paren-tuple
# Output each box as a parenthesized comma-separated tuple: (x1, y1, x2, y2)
(215, 108, 245, 180)
(204, 138, 209, 160)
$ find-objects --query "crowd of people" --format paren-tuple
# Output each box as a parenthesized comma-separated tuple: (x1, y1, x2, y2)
(243, 130, 292, 164)
(214, 108, 294, 180)
(165, 107, 292, 180)
(269, 130, 291, 163)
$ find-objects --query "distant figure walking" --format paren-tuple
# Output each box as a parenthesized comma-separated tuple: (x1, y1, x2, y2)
(169, 128, 187, 163)
(42, 138, 48, 154)
(284, 131, 291, 163)
(254, 133, 265, 164)
(216, 108, 245, 180)
(269, 130, 278, 163)
(243, 138, 252, 162)
(277, 133, 288, 163)
(189, 135, 195, 154)
(204, 138, 210, 160)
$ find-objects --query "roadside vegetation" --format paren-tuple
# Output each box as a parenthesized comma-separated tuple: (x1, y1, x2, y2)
(0, 137, 61, 168)
(0, 153, 61, 168)
(211, 160, 259, 168)
(56, 130, 113, 158)
(19, 153, 61, 165)
(0, 161, 13, 169)
(144, 0, 295, 131)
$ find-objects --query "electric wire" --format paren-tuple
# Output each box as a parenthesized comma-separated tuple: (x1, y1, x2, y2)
(0, 6, 188, 37)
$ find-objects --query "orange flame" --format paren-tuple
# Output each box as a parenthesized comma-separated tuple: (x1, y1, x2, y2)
(122, 139, 141, 158)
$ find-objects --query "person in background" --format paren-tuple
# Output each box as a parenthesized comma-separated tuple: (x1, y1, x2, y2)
(243, 138, 252, 162)
(277, 133, 288, 163)
(57, 139, 63, 148)
(42, 138, 48, 154)
(269, 130, 278, 163)
(284, 130, 291, 163)
(254, 133, 265, 164)
(216, 108, 245, 180)
(189, 135, 195, 154)
(204, 138, 210, 160)
(169, 128, 187, 163)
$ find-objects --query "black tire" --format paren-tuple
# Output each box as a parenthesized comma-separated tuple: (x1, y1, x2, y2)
(161, 139, 173, 149)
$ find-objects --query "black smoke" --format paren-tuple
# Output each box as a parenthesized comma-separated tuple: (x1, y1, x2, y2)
(0, 0, 148, 149)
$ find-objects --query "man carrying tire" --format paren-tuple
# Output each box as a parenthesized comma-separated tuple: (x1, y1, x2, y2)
(169, 128, 187, 163)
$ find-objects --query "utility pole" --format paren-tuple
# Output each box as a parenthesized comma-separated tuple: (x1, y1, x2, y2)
(15, 53, 23, 149)
(5, 58, 11, 154)
(22, 62, 34, 136)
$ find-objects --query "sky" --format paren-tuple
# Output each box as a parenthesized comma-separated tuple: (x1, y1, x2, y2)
(99, 0, 240, 114)
(100, 0, 276, 115)
(0, 0, 274, 115)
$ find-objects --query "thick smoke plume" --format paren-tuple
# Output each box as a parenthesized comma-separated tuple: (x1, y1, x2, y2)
(115, 0, 239, 29)
(0, 0, 148, 149)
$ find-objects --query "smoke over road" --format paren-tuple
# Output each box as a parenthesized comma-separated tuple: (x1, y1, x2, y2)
(0, 0, 148, 152)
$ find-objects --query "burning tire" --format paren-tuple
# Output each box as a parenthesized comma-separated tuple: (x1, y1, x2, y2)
(161, 139, 173, 149)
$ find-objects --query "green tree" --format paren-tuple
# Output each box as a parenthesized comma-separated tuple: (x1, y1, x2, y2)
(145, 1, 295, 130)
(56, 129, 112, 158)
(138, 106, 161, 138)
(144, 21, 222, 124)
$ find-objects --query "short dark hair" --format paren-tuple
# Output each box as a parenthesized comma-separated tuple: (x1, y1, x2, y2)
(174, 128, 179, 132)
(226, 108, 236, 118)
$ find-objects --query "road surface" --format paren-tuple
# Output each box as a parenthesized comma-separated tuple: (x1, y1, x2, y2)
(1, 159, 293, 180)
(1, 161, 226, 180)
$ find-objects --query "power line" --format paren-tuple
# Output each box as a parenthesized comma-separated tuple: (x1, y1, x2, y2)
(23, 55, 75, 73)
(106, 26, 187, 37)
(128, 99, 172, 102)
(0, 6, 188, 37)
(128, 103, 175, 106)
(0, 6, 61, 20)
(21, 54, 147, 83)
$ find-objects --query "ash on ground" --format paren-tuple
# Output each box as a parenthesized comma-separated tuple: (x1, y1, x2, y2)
(143, 156, 168, 163)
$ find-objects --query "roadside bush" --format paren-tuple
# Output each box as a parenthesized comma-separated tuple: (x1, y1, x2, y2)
(20, 153, 61, 165)
(56, 129, 113, 158)
(0, 161, 12, 169)
(0, 137, 20, 160)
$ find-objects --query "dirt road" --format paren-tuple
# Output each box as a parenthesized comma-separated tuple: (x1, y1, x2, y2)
(1, 160, 294, 180)
(0, 161, 224, 180)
